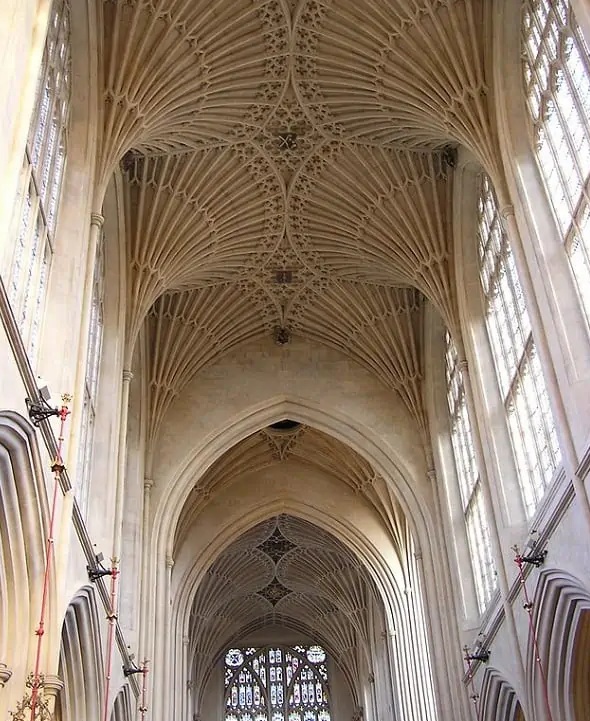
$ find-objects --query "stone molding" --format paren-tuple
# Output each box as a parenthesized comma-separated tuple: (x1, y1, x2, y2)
(0, 663, 12, 688)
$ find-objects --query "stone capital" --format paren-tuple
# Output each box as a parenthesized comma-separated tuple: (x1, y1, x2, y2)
(500, 204, 515, 221)
(458, 358, 469, 373)
(0, 662, 12, 687)
(123, 369, 134, 383)
(42, 674, 64, 700)
(90, 212, 105, 229)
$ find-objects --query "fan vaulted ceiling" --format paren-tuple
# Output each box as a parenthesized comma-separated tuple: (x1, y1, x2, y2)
(99, 0, 496, 445)
(188, 514, 383, 705)
(175, 422, 410, 551)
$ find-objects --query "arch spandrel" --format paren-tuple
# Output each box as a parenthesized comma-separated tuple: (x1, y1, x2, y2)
(148, 339, 433, 555)
(171, 462, 407, 599)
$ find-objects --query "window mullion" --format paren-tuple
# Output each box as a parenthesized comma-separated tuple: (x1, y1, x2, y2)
(548, 76, 588, 195)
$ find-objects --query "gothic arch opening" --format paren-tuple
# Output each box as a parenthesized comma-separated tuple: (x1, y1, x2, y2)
(54, 587, 104, 721)
(0, 412, 51, 719)
(110, 684, 134, 721)
(479, 668, 526, 721)
(183, 514, 430, 721)
(570, 608, 590, 721)
(165, 417, 445, 721)
(530, 570, 590, 721)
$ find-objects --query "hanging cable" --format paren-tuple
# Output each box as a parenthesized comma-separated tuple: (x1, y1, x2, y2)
(102, 558, 120, 721)
(513, 546, 554, 721)
(29, 395, 71, 721)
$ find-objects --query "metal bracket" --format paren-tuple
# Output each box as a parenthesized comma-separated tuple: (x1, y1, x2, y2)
(519, 549, 547, 568)
(25, 397, 60, 427)
(87, 553, 114, 582)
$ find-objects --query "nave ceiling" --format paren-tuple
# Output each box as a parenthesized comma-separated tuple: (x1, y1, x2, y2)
(97, 0, 498, 450)
(175, 421, 411, 551)
(186, 514, 386, 707)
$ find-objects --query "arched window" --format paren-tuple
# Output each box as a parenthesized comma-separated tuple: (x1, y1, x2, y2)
(522, 0, 590, 321)
(6, 0, 71, 358)
(224, 645, 331, 721)
(477, 173, 560, 518)
(445, 332, 496, 611)
(76, 229, 105, 514)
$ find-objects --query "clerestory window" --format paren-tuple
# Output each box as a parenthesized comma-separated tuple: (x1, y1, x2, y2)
(445, 332, 496, 611)
(76, 229, 105, 515)
(224, 645, 331, 721)
(522, 0, 590, 323)
(6, 0, 71, 359)
(477, 173, 561, 518)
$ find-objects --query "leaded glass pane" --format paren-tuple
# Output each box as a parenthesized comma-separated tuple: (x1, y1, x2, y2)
(76, 229, 105, 514)
(477, 174, 561, 518)
(6, 0, 71, 358)
(445, 332, 496, 611)
(224, 646, 331, 721)
(523, 0, 590, 323)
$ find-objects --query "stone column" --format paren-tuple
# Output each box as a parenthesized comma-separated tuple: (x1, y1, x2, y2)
(42, 674, 64, 711)
(161, 555, 174, 721)
(139, 478, 154, 660)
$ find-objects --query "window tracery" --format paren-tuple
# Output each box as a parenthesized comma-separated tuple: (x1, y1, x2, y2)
(7, 0, 71, 358)
(224, 645, 331, 721)
(76, 229, 105, 514)
(477, 174, 560, 518)
(445, 332, 496, 611)
(522, 0, 590, 322)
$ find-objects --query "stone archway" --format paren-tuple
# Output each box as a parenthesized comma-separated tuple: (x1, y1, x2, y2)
(140, 345, 467, 721)
(479, 668, 526, 721)
(0, 412, 52, 719)
(110, 684, 134, 721)
(530, 570, 590, 721)
(54, 587, 104, 721)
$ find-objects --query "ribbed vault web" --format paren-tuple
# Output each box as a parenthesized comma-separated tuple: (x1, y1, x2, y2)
(175, 423, 409, 553)
(187, 515, 383, 712)
(96, 1, 501, 466)
(177, 425, 433, 719)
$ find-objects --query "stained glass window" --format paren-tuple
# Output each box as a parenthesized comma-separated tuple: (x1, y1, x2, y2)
(224, 646, 331, 721)
(522, 0, 590, 322)
(477, 173, 561, 518)
(445, 332, 496, 611)
(76, 229, 105, 515)
(6, 0, 71, 358)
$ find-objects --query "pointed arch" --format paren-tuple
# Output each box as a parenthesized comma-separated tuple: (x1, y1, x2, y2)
(529, 569, 590, 721)
(55, 586, 104, 721)
(0, 411, 51, 717)
(479, 668, 526, 721)
(110, 684, 134, 721)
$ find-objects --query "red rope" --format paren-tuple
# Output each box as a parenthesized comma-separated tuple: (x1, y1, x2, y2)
(463, 647, 481, 721)
(102, 560, 119, 721)
(29, 398, 70, 721)
(514, 551, 554, 721)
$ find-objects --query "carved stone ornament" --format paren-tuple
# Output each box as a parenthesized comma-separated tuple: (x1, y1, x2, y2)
(10, 674, 53, 721)
(352, 706, 364, 721)
(0, 662, 12, 688)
